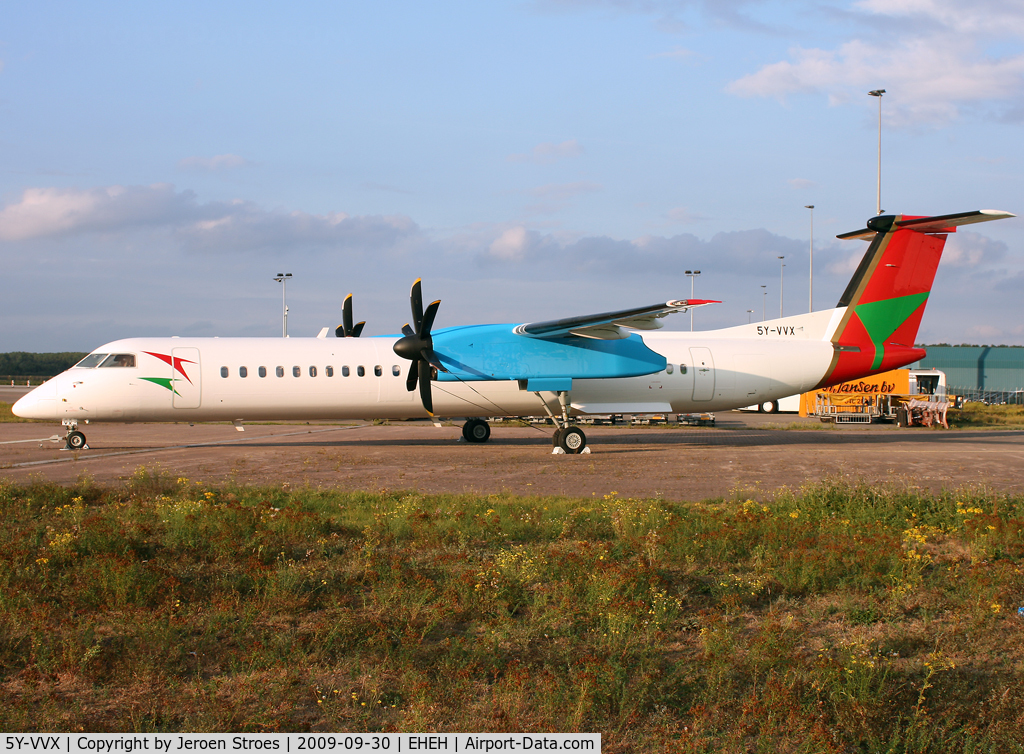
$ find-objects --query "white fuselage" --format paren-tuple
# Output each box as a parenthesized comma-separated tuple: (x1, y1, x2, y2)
(13, 309, 843, 424)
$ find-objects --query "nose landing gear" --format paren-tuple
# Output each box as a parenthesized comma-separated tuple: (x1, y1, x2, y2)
(62, 420, 89, 450)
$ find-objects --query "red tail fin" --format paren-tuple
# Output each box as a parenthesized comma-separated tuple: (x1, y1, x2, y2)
(819, 210, 1014, 388)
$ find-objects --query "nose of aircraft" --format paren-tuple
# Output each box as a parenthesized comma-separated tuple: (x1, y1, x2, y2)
(12, 381, 57, 420)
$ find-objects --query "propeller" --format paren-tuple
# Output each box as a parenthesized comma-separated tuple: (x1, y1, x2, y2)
(335, 294, 366, 338)
(392, 279, 447, 414)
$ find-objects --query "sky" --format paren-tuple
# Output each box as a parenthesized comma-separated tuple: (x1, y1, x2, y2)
(1, 0, 1022, 352)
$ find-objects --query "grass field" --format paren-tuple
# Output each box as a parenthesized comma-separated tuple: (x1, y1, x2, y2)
(953, 403, 1024, 428)
(0, 401, 34, 423)
(2, 470, 1024, 750)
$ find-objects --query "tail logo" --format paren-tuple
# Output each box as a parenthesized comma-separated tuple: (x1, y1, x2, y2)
(853, 291, 929, 370)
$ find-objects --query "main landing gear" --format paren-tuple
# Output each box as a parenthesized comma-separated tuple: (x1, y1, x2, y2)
(462, 418, 491, 443)
(457, 390, 589, 454)
(62, 420, 89, 450)
(552, 425, 587, 454)
(535, 389, 589, 455)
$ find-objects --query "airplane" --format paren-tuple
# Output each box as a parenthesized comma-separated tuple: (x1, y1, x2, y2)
(13, 209, 1014, 454)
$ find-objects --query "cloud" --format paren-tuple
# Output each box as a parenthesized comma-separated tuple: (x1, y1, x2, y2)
(649, 46, 697, 60)
(507, 139, 585, 165)
(529, 182, 603, 200)
(853, 0, 1024, 37)
(177, 154, 252, 172)
(488, 226, 542, 261)
(0, 184, 198, 241)
(727, 2, 1024, 125)
(943, 230, 1008, 267)
(529, 0, 778, 32)
(360, 181, 414, 195)
(788, 178, 818, 190)
(0, 184, 419, 253)
(478, 225, 803, 278)
(666, 206, 706, 223)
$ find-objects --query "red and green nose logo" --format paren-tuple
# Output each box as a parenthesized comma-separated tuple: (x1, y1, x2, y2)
(140, 351, 196, 395)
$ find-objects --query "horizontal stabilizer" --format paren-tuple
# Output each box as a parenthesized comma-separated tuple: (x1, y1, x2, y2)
(516, 299, 720, 340)
(838, 209, 1015, 240)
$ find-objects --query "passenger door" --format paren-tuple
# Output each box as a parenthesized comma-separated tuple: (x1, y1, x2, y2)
(689, 347, 715, 401)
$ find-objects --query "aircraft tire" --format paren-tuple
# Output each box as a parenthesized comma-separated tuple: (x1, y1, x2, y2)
(759, 400, 779, 414)
(67, 431, 87, 450)
(552, 427, 564, 447)
(462, 419, 491, 443)
(559, 426, 587, 454)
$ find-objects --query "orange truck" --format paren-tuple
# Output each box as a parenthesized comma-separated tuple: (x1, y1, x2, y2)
(799, 368, 950, 426)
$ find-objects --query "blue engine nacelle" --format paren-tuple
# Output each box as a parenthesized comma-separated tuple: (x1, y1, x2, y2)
(430, 324, 666, 383)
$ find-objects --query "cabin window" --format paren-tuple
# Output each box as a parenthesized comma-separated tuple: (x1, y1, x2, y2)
(342, 366, 350, 377)
(259, 366, 267, 378)
(357, 366, 365, 377)
(276, 366, 284, 378)
(239, 366, 248, 378)
(326, 366, 334, 377)
(309, 366, 317, 378)
(392, 365, 401, 377)
(75, 354, 108, 368)
(666, 364, 674, 375)
(292, 366, 301, 378)
(679, 365, 688, 375)
(99, 353, 136, 368)
(374, 365, 382, 377)
(220, 367, 229, 378)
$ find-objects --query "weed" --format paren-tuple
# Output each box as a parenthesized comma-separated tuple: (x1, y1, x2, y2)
(0, 476, 1022, 749)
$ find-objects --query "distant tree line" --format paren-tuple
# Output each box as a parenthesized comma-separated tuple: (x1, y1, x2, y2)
(0, 352, 88, 377)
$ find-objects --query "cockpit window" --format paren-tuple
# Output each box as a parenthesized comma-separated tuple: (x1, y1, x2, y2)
(74, 354, 108, 368)
(99, 353, 136, 368)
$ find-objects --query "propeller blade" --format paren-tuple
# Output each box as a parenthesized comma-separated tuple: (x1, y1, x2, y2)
(394, 279, 441, 415)
(343, 294, 354, 335)
(352, 321, 365, 337)
(335, 325, 346, 338)
(410, 279, 424, 332)
(420, 299, 441, 337)
(418, 359, 433, 414)
(421, 348, 448, 373)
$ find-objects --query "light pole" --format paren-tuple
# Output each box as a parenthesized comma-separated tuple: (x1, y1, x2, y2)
(685, 270, 701, 331)
(805, 205, 814, 312)
(868, 89, 885, 214)
(777, 256, 786, 318)
(747, 309, 754, 324)
(761, 285, 767, 321)
(274, 272, 292, 337)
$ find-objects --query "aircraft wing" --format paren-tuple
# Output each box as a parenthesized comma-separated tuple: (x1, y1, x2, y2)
(514, 299, 720, 340)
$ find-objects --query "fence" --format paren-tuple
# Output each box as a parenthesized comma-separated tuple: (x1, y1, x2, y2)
(0, 376, 55, 386)
(949, 386, 1024, 405)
